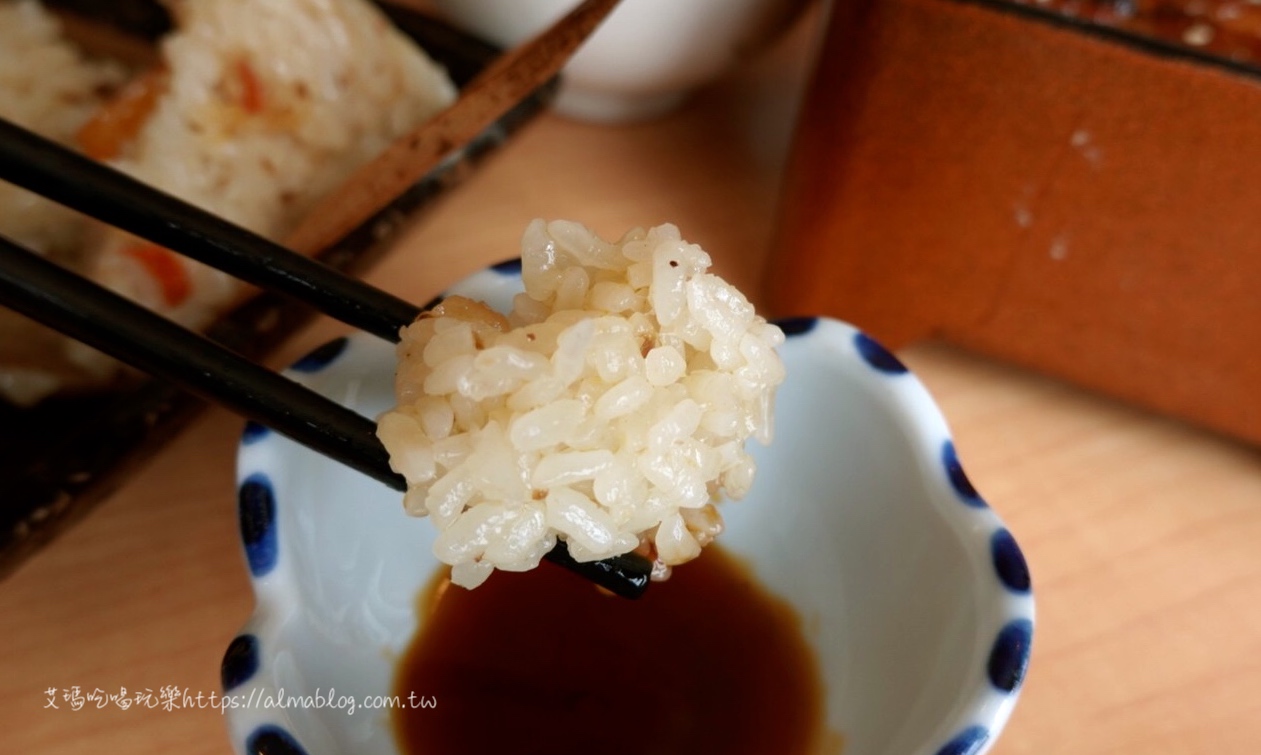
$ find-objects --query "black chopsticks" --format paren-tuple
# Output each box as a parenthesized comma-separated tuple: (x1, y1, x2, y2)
(0, 233, 399, 489)
(0, 116, 651, 598)
(0, 117, 421, 343)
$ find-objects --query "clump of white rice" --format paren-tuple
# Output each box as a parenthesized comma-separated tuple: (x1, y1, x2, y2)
(0, 0, 458, 405)
(377, 221, 786, 589)
(96, 0, 459, 331)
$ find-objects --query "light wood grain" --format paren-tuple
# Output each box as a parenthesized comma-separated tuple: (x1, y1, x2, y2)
(3, 6, 1260, 754)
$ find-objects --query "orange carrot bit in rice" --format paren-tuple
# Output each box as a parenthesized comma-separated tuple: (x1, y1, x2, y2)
(234, 58, 266, 114)
(120, 243, 193, 308)
(76, 67, 168, 161)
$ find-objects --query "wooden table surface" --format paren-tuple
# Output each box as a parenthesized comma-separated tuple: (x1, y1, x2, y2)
(3, 6, 1260, 754)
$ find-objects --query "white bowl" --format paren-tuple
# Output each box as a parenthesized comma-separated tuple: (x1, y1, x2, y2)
(428, 0, 812, 122)
(222, 261, 1034, 755)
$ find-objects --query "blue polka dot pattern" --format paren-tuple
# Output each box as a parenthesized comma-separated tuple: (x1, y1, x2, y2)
(991, 528, 1031, 593)
(774, 316, 818, 337)
(935, 725, 989, 755)
(221, 634, 260, 692)
(988, 618, 1033, 692)
(854, 331, 908, 374)
(290, 337, 348, 374)
(246, 724, 308, 755)
(238, 473, 278, 577)
(241, 420, 270, 445)
(491, 257, 523, 275)
(942, 440, 986, 507)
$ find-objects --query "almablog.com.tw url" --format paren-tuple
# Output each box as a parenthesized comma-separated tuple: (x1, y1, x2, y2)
(44, 686, 437, 715)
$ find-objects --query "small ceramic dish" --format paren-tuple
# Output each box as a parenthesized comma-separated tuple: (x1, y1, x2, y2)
(222, 262, 1034, 755)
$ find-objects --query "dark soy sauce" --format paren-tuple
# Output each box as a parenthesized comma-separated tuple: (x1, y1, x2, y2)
(393, 545, 834, 755)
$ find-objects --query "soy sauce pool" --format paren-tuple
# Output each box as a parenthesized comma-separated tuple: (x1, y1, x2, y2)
(392, 546, 831, 755)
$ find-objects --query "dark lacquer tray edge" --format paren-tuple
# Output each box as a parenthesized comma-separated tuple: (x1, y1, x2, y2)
(957, 0, 1261, 80)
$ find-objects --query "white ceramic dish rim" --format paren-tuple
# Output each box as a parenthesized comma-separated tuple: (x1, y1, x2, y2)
(221, 259, 1034, 755)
